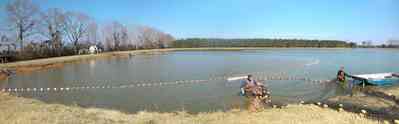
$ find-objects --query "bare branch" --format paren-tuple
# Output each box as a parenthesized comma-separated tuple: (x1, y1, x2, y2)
(63, 11, 91, 52)
(5, 0, 40, 52)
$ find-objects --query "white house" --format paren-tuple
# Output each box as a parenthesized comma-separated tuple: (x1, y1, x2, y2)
(89, 45, 98, 54)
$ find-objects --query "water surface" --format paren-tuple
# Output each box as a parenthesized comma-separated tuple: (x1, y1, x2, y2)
(1, 48, 399, 113)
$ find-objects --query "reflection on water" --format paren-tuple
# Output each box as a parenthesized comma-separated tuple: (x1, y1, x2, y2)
(89, 59, 96, 77)
(1, 48, 399, 113)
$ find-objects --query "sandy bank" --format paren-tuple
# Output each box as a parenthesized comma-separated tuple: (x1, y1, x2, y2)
(0, 92, 381, 124)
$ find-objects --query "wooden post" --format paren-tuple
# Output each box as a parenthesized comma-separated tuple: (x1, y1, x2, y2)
(362, 80, 365, 88)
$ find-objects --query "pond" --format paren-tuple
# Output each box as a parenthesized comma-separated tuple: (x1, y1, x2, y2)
(1, 48, 399, 113)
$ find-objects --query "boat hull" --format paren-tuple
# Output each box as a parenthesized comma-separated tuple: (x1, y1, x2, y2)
(351, 73, 399, 86)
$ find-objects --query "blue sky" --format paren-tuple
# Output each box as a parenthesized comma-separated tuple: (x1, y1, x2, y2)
(1, 0, 398, 43)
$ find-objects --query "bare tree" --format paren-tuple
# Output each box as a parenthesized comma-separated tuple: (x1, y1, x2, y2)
(64, 11, 91, 53)
(5, 0, 39, 53)
(137, 26, 157, 48)
(102, 21, 128, 51)
(40, 8, 66, 56)
(88, 21, 98, 45)
(159, 33, 175, 48)
(0, 34, 16, 53)
(137, 26, 175, 48)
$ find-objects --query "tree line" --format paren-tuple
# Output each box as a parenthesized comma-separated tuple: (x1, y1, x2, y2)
(0, 0, 175, 61)
(172, 38, 355, 48)
(0, 0, 361, 63)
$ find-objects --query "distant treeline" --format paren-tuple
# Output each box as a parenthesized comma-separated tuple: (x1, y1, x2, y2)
(172, 38, 355, 48)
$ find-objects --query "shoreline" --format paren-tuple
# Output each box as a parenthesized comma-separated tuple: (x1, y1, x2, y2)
(0, 92, 383, 124)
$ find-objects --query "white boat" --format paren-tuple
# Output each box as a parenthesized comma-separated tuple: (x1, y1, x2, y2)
(351, 72, 399, 85)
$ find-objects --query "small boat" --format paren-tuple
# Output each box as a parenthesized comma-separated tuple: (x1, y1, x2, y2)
(351, 73, 399, 86)
(227, 76, 247, 81)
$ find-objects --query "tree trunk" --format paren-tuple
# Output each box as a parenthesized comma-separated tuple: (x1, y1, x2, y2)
(74, 40, 78, 54)
(18, 26, 24, 54)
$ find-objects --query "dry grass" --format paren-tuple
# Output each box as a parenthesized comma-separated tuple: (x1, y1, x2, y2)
(327, 95, 396, 109)
(0, 92, 381, 124)
(383, 86, 399, 97)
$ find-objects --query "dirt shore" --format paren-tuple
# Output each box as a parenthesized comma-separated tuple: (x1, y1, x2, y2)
(324, 86, 399, 120)
(0, 92, 382, 124)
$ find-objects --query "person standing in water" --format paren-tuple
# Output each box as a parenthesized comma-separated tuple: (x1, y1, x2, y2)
(337, 66, 347, 82)
(336, 66, 355, 96)
(240, 75, 261, 96)
(240, 75, 271, 112)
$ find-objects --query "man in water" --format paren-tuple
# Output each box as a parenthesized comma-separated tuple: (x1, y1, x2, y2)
(240, 75, 271, 111)
(337, 66, 348, 82)
(336, 67, 355, 96)
(241, 75, 261, 96)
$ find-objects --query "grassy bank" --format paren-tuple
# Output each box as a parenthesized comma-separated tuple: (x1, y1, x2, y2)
(0, 92, 382, 124)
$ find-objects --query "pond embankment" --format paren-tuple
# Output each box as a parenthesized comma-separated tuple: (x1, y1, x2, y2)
(323, 86, 399, 120)
(0, 92, 382, 124)
(0, 49, 180, 78)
